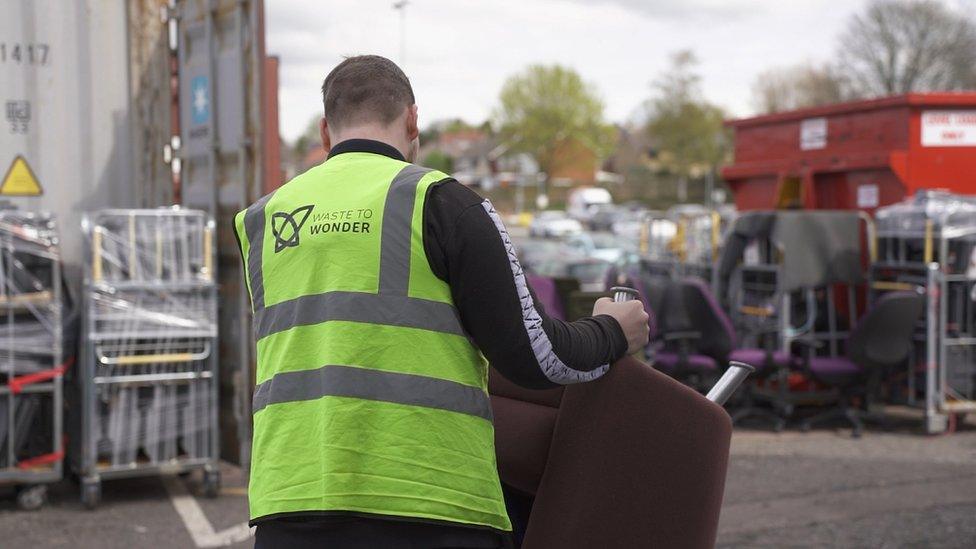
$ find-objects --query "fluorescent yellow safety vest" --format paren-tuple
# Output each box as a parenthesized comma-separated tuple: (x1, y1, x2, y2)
(234, 150, 511, 532)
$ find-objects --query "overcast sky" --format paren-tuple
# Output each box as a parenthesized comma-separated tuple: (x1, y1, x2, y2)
(265, 0, 946, 142)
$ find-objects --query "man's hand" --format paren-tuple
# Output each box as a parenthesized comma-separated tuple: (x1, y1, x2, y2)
(592, 297, 650, 355)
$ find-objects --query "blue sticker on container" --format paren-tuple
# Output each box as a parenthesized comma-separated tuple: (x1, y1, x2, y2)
(191, 76, 210, 125)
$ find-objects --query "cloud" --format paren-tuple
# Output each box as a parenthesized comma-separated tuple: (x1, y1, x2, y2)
(564, 0, 768, 21)
(266, 0, 871, 142)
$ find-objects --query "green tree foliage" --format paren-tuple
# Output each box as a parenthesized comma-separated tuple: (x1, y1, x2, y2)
(292, 116, 322, 159)
(644, 51, 730, 196)
(422, 150, 454, 173)
(494, 65, 615, 179)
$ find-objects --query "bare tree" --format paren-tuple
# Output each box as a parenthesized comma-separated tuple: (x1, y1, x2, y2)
(752, 68, 796, 114)
(839, 0, 976, 96)
(752, 63, 852, 114)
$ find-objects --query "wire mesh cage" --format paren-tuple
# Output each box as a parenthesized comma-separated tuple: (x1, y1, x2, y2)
(875, 190, 976, 271)
(872, 191, 976, 433)
(75, 208, 219, 507)
(0, 209, 64, 510)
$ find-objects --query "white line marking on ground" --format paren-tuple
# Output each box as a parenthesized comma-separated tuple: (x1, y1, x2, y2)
(162, 476, 254, 547)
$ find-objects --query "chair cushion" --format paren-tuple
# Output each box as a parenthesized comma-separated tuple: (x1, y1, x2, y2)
(524, 356, 732, 549)
(490, 394, 557, 496)
(729, 348, 793, 370)
(653, 352, 718, 373)
(808, 356, 861, 378)
(810, 356, 861, 375)
(489, 369, 564, 409)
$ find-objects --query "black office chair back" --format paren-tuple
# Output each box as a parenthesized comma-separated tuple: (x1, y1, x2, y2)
(662, 278, 736, 363)
(848, 291, 925, 369)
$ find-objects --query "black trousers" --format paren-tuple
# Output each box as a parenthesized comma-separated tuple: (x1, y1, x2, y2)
(253, 517, 512, 549)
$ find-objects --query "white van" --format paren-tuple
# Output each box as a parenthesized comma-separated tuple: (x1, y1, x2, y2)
(567, 187, 613, 223)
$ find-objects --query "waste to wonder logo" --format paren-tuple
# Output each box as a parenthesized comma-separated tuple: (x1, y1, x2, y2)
(271, 205, 314, 252)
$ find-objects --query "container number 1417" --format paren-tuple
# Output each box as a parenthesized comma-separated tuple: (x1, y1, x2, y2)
(0, 43, 50, 65)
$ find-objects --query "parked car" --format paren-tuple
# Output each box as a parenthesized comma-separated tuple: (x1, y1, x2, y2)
(530, 255, 613, 292)
(513, 238, 564, 273)
(529, 210, 584, 238)
(587, 204, 620, 231)
(611, 209, 647, 240)
(567, 187, 613, 224)
(564, 232, 626, 264)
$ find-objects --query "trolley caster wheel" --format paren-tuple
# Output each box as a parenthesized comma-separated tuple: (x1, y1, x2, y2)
(800, 422, 811, 433)
(202, 469, 221, 499)
(773, 420, 786, 433)
(16, 485, 47, 511)
(81, 479, 101, 510)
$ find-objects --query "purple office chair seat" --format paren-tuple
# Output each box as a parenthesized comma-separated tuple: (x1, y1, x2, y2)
(525, 273, 566, 321)
(728, 349, 794, 371)
(807, 356, 861, 377)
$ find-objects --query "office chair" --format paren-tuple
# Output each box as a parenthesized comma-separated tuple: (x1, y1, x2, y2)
(661, 278, 794, 429)
(798, 291, 925, 437)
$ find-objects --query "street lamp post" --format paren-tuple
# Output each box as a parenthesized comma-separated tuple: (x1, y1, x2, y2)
(393, 1, 409, 65)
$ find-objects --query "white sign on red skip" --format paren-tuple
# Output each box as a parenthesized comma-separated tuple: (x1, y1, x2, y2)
(921, 110, 976, 147)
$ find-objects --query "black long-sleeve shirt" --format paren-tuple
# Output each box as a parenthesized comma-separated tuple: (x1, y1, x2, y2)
(255, 139, 627, 548)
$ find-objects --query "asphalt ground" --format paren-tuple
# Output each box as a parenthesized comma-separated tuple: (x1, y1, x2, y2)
(1, 409, 973, 548)
(719, 410, 976, 548)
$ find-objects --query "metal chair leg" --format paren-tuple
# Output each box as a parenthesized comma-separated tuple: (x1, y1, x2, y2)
(801, 404, 864, 437)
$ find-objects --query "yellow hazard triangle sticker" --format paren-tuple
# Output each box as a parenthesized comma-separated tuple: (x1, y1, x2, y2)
(1, 155, 43, 196)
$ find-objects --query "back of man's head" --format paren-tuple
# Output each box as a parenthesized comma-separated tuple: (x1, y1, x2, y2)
(321, 55, 415, 131)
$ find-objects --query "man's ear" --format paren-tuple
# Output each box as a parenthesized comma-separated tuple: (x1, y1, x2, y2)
(319, 116, 331, 152)
(406, 104, 419, 141)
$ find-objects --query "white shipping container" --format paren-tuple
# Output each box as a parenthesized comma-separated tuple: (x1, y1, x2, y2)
(0, 0, 133, 272)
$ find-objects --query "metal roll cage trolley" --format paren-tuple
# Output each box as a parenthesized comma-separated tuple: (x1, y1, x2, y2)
(74, 208, 220, 508)
(0, 210, 65, 510)
(635, 205, 734, 293)
(871, 191, 976, 433)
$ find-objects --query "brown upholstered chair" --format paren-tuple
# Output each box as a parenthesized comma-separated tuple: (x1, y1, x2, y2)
(491, 356, 732, 549)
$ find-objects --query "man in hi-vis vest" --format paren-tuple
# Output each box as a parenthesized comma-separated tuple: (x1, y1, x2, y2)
(235, 55, 649, 548)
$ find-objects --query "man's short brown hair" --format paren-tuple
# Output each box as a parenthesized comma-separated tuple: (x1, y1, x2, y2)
(321, 55, 415, 130)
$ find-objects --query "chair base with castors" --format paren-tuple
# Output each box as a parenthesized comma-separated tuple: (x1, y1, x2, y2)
(731, 404, 787, 432)
(799, 400, 865, 437)
(727, 349, 794, 432)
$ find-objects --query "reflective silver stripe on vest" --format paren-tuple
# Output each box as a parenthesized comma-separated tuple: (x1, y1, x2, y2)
(252, 364, 492, 421)
(244, 193, 275, 310)
(379, 164, 431, 295)
(254, 290, 465, 339)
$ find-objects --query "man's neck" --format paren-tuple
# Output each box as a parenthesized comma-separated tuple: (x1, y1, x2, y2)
(330, 127, 407, 159)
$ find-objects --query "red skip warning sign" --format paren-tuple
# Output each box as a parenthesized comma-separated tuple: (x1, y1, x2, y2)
(0, 155, 43, 196)
(921, 110, 976, 147)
